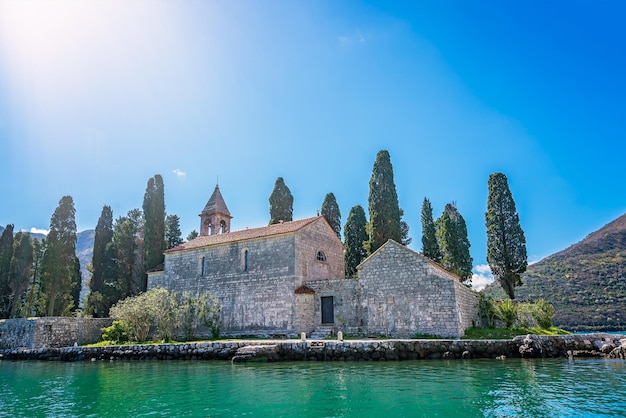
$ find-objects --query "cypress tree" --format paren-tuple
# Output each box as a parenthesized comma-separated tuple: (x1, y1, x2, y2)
(321, 192, 341, 239)
(343, 205, 368, 278)
(9, 232, 33, 317)
(421, 198, 441, 262)
(40, 195, 81, 316)
(269, 177, 293, 224)
(436, 203, 473, 283)
(85, 205, 115, 317)
(365, 150, 403, 254)
(0, 224, 14, 318)
(485, 172, 527, 299)
(143, 174, 165, 290)
(113, 210, 143, 299)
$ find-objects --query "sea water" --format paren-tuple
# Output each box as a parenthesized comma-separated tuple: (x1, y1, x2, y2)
(1, 359, 625, 417)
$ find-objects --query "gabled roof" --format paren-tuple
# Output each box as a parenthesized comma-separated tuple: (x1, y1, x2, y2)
(201, 185, 231, 217)
(167, 216, 323, 252)
(356, 239, 461, 280)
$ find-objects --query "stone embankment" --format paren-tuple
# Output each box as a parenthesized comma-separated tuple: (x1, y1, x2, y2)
(1, 334, 624, 362)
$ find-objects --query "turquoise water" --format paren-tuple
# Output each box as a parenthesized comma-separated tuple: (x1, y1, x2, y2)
(1, 359, 625, 417)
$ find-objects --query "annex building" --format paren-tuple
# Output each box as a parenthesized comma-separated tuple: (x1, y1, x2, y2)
(148, 185, 478, 338)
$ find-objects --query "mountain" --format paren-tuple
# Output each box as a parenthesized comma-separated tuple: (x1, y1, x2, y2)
(76, 229, 95, 305)
(486, 213, 626, 331)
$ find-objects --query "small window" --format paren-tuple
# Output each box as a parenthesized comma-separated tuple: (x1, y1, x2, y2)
(316, 251, 326, 262)
(200, 256, 206, 276)
(244, 249, 249, 272)
(219, 220, 226, 234)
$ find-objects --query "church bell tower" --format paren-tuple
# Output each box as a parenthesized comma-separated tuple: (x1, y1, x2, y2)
(199, 184, 232, 236)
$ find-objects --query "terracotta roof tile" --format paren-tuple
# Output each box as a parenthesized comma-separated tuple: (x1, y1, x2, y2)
(167, 216, 322, 252)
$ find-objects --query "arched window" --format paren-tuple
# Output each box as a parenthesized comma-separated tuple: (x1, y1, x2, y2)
(207, 221, 213, 235)
(219, 220, 226, 234)
(316, 250, 326, 262)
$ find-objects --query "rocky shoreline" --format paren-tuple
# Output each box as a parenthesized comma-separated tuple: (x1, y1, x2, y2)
(1, 334, 625, 362)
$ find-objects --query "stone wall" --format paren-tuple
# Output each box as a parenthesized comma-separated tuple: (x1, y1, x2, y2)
(3, 334, 623, 362)
(357, 240, 478, 338)
(305, 279, 361, 333)
(148, 218, 345, 336)
(0, 317, 113, 349)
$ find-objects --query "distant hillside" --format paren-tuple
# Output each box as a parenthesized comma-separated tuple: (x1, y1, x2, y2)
(486, 214, 626, 331)
(76, 229, 95, 305)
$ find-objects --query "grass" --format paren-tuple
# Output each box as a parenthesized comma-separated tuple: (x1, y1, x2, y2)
(462, 326, 570, 340)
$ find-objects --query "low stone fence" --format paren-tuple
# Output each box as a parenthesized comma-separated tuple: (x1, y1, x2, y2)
(0, 317, 113, 349)
(1, 334, 624, 362)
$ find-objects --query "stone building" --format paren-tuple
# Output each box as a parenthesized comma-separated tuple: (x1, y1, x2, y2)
(148, 185, 478, 338)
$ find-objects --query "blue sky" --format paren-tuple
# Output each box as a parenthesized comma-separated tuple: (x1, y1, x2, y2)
(1, 0, 624, 290)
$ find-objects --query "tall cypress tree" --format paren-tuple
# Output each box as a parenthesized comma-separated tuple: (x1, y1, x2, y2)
(321, 192, 341, 239)
(421, 198, 441, 262)
(0, 224, 14, 318)
(436, 203, 473, 283)
(365, 150, 403, 254)
(85, 205, 115, 317)
(343, 205, 368, 278)
(114, 210, 143, 299)
(269, 177, 293, 224)
(486, 172, 527, 299)
(40, 195, 81, 316)
(143, 174, 165, 290)
(9, 232, 33, 317)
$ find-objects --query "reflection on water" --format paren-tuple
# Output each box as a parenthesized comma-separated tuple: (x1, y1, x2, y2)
(0, 359, 625, 417)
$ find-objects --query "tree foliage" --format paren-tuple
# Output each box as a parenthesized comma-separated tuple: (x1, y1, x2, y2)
(142, 174, 165, 290)
(365, 150, 405, 254)
(186, 230, 199, 241)
(40, 196, 81, 316)
(0, 224, 14, 318)
(343, 205, 368, 278)
(9, 232, 34, 317)
(321, 192, 341, 239)
(85, 205, 117, 317)
(112, 209, 144, 299)
(436, 203, 473, 283)
(165, 214, 184, 249)
(269, 177, 293, 225)
(485, 172, 527, 299)
(421, 198, 441, 262)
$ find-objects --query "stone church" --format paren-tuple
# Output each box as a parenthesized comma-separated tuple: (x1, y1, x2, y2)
(148, 185, 478, 338)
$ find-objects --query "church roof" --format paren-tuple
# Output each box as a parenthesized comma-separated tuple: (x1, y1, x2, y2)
(201, 185, 231, 217)
(167, 216, 323, 253)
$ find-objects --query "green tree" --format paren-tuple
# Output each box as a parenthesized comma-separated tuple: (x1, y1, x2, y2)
(143, 174, 165, 290)
(186, 230, 199, 241)
(485, 172, 528, 299)
(112, 210, 143, 299)
(421, 198, 441, 262)
(436, 203, 473, 283)
(343, 205, 368, 278)
(365, 150, 404, 254)
(321, 192, 341, 239)
(165, 214, 183, 249)
(0, 224, 14, 318)
(85, 205, 117, 317)
(269, 177, 293, 224)
(40, 195, 82, 316)
(9, 232, 34, 317)
(22, 237, 44, 317)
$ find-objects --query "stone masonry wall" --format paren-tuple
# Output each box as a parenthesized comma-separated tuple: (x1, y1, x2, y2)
(305, 279, 360, 333)
(357, 241, 477, 338)
(294, 218, 344, 285)
(149, 234, 298, 334)
(0, 317, 112, 349)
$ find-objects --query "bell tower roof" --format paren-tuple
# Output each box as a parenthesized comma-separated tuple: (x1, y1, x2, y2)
(201, 184, 231, 217)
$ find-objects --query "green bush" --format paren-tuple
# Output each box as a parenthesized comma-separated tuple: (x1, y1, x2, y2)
(531, 299, 555, 329)
(102, 320, 130, 344)
(494, 299, 518, 328)
(477, 293, 496, 328)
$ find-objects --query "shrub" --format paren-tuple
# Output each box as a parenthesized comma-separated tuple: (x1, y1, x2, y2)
(198, 293, 221, 339)
(531, 299, 555, 329)
(102, 320, 130, 344)
(478, 293, 496, 328)
(494, 299, 518, 328)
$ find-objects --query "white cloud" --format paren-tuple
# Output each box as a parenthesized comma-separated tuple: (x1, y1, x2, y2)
(29, 227, 48, 235)
(337, 31, 365, 46)
(172, 168, 187, 178)
(471, 264, 494, 291)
